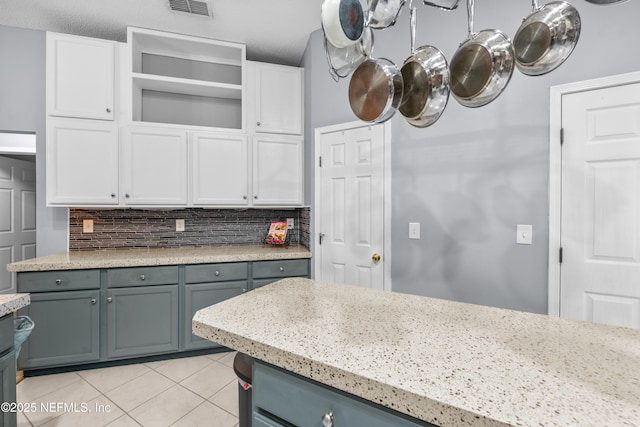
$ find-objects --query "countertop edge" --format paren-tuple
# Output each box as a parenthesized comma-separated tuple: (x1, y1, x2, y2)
(7, 245, 312, 272)
(0, 293, 30, 317)
(192, 314, 508, 426)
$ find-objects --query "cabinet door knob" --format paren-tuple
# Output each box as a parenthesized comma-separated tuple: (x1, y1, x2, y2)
(254, 195, 258, 199)
(322, 412, 334, 427)
(106, 108, 111, 113)
(257, 121, 261, 126)
(279, 266, 284, 272)
(55, 279, 62, 286)
(215, 271, 220, 276)
(125, 194, 130, 198)
(242, 288, 247, 293)
(111, 193, 116, 198)
(139, 274, 146, 281)
(243, 195, 247, 200)
(91, 299, 97, 305)
(107, 297, 113, 303)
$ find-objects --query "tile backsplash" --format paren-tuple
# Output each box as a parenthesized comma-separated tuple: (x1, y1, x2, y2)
(69, 207, 310, 250)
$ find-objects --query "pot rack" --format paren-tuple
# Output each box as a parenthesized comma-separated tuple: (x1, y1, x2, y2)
(321, 0, 586, 127)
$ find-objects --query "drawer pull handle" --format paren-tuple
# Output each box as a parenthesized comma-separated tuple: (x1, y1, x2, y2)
(322, 412, 334, 427)
(215, 271, 220, 276)
(91, 299, 97, 305)
(242, 288, 247, 293)
(55, 279, 62, 286)
(140, 274, 146, 281)
(107, 297, 113, 303)
(279, 267, 284, 272)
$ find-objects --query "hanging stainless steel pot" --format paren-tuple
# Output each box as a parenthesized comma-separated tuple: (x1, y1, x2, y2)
(322, 0, 366, 48)
(423, 0, 459, 10)
(449, 0, 514, 107)
(324, 26, 374, 81)
(348, 58, 404, 123)
(399, 6, 450, 127)
(367, 0, 406, 29)
(513, 0, 581, 76)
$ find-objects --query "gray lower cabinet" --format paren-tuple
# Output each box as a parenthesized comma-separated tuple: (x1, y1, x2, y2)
(183, 262, 248, 350)
(18, 290, 100, 369)
(0, 315, 17, 427)
(253, 361, 432, 427)
(252, 259, 310, 289)
(15, 258, 309, 371)
(106, 285, 179, 359)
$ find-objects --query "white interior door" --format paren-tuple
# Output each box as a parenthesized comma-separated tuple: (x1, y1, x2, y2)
(560, 81, 640, 328)
(316, 123, 387, 290)
(0, 155, 36, 293)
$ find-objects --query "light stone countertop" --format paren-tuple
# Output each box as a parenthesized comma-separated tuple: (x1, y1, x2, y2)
(0, 294, 30, 317)
(193, 278, 640, 427)
(6, 244, 311, 272)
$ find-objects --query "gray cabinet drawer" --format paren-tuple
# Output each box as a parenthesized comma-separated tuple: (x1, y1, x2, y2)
(185, 262, 248, 284)
(17, 270, 100, 292)
(0, 315, 13, 355)
(252, 259, 309, 279)
(253, 362, 430, 427)
(107, 266, 179, 288)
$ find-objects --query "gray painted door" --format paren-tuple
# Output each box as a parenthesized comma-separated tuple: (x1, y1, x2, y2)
(0, 155, 36, 293)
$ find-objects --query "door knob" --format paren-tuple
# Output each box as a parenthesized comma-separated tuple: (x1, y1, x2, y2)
(372, 253, 381, 262)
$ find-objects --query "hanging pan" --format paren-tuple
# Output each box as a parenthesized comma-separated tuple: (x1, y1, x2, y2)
(513, 0, 581, 76)
(348, 57, 404, 123)
(399, 6, 450, 127)
(367, 0, 406, 29)
(322, 0, 366, 48)
(324, 26, 374, 81)
(449, 0, 514, 107)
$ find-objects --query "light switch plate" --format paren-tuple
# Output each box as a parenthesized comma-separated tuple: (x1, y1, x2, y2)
(176, 219, 185, 232)
(409, 222, 420, 240)
(83, 219, 93, 233)
(516, 224, 532, 245)
(287, 218, 294, 229)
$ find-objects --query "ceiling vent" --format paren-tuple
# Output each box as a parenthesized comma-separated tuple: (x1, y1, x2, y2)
(168, 0, 212, 18)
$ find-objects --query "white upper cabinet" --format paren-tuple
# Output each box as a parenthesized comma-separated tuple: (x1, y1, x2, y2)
(253, 135, 303, 206)
(47, 118, 119, 205)
(190, 133, 248, 206)
(121, 126, 188, 206)
(47, 32, 116, 120)
(250, 62, 303, 135)
(127, 27, 246, 132)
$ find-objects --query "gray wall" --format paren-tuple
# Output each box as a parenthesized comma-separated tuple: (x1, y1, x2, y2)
(303, 1, 640, 314)
(0, 25, 68, 256)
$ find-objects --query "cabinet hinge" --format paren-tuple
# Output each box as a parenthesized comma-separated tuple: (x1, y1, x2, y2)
(559, 247, 563, 263)
(560, 128, 564, 145)
(319, 156, 322, 167)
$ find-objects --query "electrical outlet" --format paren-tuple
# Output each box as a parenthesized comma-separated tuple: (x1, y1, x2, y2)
(176, 219, 185, 232)
(83, 219, 93, 233)
(409, 222, 420, 239)
(287, 218, 294, 229)
(516, 224, 532, 245)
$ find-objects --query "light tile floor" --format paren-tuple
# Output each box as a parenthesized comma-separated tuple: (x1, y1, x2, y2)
(16, 351, 240, 427)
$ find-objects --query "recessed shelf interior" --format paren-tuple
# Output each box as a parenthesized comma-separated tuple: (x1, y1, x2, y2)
(128, 27, 246, 131)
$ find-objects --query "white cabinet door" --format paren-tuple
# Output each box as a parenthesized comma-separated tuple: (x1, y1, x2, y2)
(47, 118, 119, 205)
(121, 126, 188, 206)
(253, 135, 303, 206)
(253, 63, 303, 135)
(47, 32, 115, 120)
(190, 133, 248, 206)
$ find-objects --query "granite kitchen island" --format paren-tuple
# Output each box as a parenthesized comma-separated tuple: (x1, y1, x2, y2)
(193, 278, 640, 426)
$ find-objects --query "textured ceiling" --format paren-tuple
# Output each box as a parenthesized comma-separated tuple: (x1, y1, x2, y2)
(0, 0, 324, 66)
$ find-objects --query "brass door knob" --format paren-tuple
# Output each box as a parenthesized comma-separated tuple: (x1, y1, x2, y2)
(372, 253, 381, 262)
